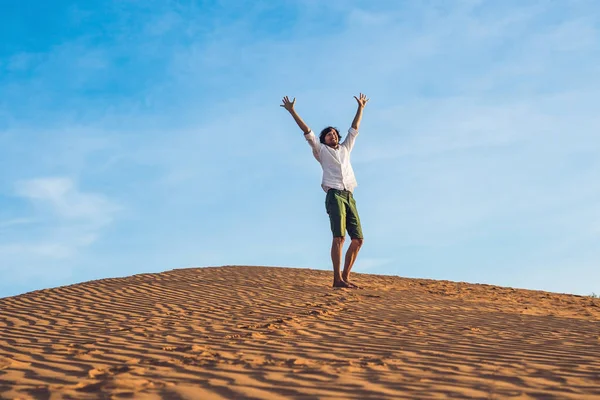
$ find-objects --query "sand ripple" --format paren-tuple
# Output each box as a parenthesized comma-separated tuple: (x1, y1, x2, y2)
(1, 266, 599, 399)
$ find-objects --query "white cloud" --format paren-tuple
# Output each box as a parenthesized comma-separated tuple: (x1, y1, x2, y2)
(0, 177, 119, 263)
(15, 177, 116, 224)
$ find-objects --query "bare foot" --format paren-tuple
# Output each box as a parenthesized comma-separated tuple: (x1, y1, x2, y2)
(332, 280, 351, 288)
(344, 281, 361, 289)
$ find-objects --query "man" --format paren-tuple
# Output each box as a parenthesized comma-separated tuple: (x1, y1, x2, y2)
(280, 93, 369, 288)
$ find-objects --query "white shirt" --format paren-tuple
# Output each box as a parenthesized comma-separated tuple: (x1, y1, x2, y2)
(304, 127, 359, 193)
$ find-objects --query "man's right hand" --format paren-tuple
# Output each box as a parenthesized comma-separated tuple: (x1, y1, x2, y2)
(281, 95, 311, 133)
(280, 96, 296, 113)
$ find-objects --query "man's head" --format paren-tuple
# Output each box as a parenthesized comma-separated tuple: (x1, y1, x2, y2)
(319, 126, 342, 147)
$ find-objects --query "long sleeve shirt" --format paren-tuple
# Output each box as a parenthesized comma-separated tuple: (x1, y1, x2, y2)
(304, 127, 359, 193)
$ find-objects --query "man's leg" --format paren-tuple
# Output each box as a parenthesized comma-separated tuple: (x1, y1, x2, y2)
(326, 190, 351, 287)
(342, 238, 364, 284)
(331, 236, 349, 287)
(342, 193, 364, 286)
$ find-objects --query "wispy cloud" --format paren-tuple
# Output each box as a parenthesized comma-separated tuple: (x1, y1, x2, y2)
(15, 177, 116, 224)
(1, 177, 118, 263)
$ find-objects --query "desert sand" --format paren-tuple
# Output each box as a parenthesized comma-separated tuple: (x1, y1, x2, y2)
(1, 266, 599, 399)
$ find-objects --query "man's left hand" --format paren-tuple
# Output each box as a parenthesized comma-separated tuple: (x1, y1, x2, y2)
(354, 93, 369, 108)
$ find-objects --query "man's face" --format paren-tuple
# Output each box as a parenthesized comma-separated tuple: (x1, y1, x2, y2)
(324, 129, 339, 147)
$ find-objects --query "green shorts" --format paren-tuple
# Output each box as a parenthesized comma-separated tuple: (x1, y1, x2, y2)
(325, 189, 364, 239)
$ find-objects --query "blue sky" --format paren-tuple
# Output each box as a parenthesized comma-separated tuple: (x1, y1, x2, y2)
(1, 0, 599, 298)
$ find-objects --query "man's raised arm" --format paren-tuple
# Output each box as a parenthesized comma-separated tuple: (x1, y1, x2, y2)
(281, 96, 311, 134)
(351, 93, 369, 131)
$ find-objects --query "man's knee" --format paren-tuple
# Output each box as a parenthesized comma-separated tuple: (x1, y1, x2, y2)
(333, 236, 345, 245)
(352, 238, 364, 247)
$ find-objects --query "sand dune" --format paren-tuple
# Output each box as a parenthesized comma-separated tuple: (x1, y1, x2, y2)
(1, 266, 599, 399)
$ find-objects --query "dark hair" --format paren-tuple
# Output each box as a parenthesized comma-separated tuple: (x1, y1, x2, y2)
(319, 126, 342, 144)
